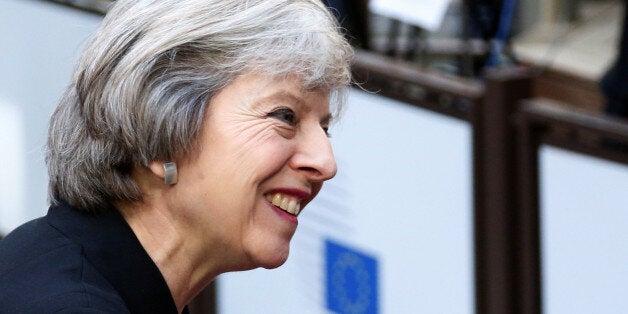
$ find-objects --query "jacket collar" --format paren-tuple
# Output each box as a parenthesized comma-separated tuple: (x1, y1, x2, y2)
(46, 201, 185, 314)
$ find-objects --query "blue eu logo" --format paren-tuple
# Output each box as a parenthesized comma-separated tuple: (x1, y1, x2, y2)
(325, 239, 379, 314)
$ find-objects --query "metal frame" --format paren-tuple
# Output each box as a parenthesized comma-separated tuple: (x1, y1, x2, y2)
(46, 0, 112, 14)
(353, 50, 543, 313)
(352, 50, 483, 121)
(513, 99, 628, 314)
(472, 68, 536, 314)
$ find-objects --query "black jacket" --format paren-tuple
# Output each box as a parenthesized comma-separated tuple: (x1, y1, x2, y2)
(0, 201, 185, 313)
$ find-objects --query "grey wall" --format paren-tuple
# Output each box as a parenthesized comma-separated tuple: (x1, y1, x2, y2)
(0, 0, 101, 233)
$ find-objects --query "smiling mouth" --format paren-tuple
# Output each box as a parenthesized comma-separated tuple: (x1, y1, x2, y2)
(265, 193, 302, 216)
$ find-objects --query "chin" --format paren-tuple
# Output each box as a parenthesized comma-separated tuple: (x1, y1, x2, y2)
(260, 259, 287, 270)
(249, 245, 291, 270)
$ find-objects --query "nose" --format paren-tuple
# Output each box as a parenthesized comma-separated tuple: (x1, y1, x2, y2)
(290, 125, 337, 182)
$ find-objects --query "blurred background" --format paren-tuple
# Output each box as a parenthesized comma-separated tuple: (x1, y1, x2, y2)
(0, 0, 626, 313)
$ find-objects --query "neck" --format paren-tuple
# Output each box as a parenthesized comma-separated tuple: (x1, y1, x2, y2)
(116, 199, 219, 313)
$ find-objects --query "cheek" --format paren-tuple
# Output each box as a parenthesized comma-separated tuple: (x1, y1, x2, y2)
(244, 139, 293, 182)
(197, 114, 296, 190)
(228, 127, 294, 176)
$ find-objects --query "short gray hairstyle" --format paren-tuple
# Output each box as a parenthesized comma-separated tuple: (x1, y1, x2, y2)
(47, 0, 353, 211)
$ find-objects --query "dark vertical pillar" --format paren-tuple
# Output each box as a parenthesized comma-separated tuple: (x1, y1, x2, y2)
(404, 25, 423, 62)
(322, 0, 370, 49)
(188, 282, 217, 314)
(460, 0, 475, 77)
(385, 18, 401, 58)
(472, 68, 532, 314)
(515, 110, 543, 314)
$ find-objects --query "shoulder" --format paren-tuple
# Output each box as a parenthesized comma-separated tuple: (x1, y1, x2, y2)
(0, 217, 69, 280)
(7, 291, 130, 313)
(18, 292, 129, 313)
(0, 218, 128, 312)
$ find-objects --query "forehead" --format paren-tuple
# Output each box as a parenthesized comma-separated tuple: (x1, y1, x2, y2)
(220, 72, 331, 109)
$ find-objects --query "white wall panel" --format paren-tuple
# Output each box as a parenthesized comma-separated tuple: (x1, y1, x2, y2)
(540, 146, 628, 314)
(0, 0, 101, 233)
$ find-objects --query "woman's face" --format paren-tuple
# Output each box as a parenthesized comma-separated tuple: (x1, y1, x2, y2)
(172, 73, 337, 270)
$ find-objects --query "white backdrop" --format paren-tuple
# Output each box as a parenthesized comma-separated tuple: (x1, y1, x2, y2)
(0, 0, 101, 234)
(540, 147, 628, 314)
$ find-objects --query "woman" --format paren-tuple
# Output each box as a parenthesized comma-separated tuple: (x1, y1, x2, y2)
(0, 0, 352, 312)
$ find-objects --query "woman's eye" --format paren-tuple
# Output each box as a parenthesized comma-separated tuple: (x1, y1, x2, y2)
(268, 108, 296, 125)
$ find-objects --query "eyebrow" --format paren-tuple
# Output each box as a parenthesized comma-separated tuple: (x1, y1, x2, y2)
(256, 91, 304, 107)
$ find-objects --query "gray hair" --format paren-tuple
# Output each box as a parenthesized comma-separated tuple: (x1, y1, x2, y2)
(47, 0, 353, 210)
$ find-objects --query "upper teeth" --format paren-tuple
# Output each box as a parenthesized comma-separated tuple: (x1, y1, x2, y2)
(266, 193, 301, 216)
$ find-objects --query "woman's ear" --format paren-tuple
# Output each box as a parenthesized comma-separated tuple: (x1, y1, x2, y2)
(147, 161, 178, 185)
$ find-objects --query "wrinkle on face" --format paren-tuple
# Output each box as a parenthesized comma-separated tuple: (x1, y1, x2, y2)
(201, 75, 317, 183)
(205, 111, 288, 188)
